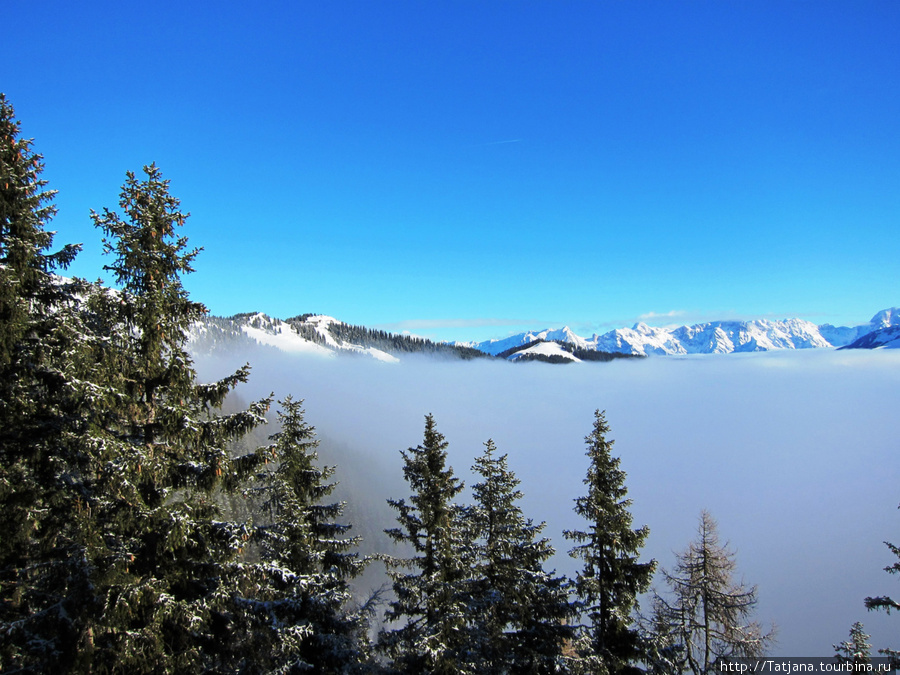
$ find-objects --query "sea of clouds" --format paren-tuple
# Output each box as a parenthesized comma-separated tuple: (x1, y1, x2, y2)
(195, 345, 900, 656)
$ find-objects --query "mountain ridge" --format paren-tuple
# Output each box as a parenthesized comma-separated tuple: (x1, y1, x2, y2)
(457, 309, 900, 357)
(189, 307, 900, 362)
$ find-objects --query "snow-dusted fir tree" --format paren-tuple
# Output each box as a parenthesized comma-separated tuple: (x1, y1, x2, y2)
(834, 622, 872, 666)
(564, 410, 656, 675)
(649, 510, 774, 675)
(379, 414, 472, 674)
(231, 395, 373, 673)
(0, 93, 76, 363)
(466, 439, 575, 673)
(79, 165, 271, 672)
(0, 93, 95, 672)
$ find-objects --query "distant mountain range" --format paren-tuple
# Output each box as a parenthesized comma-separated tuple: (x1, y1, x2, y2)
(458, 308, 900, 358)
(189, 308, 900, 363)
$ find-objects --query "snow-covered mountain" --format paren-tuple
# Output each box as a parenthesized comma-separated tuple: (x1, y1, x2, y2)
(188, 308, 900, 363)
(505, 340, 582, 363)
(470, 326, 592, 357)
(235, 313, 399, 362)
(461, 309, 900, 357)
(189, 312, 489, 362)
(839, 324, 900, 350)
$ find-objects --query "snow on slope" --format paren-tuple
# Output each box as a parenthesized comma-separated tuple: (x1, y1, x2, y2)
(193, 307, 900, 361)
(239, 313, 335, 356)
(464, 308, 900, 356)
(840, 324, 900, 350)
(473, 326, 589, 356)
(196, 313, 400, 362)
(508, 340, 581, 362)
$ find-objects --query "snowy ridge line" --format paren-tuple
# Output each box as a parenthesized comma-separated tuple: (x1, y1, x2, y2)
(457, 308, 900, 356)
(188, 312, 490, 363)
(189, 313, 399, 362)
(188, 307, 900, 361)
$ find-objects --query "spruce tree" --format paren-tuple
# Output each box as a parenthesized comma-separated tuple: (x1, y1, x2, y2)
(0, 93, 95, 672)
(834, 622, 872, 666)
(467, 439, 575, 674)
(0, 93, 79, 365)
(648, 510, 774, 675)
(564, 410, 656, 675)
(379, 414, 471, 674)
(232, 395, 372, 673)
(77, 164, 271, 672)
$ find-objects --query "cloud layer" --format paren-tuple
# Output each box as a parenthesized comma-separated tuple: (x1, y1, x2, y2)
(195, 347, 900, 655)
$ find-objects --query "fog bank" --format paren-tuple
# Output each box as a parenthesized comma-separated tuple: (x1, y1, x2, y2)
(195, 347, 900, 656)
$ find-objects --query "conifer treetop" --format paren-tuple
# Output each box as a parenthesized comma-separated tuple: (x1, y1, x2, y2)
(0, 93, 79, 365)
(92, 164, 205, 349)
(565, 409, 656, 675)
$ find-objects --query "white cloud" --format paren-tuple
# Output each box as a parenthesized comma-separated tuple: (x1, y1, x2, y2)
(374, 317, 551, 332)
(637, 310, 687, 322)
(195, 346, 900, 656)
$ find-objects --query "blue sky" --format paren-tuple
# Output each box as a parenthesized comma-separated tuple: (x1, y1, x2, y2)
(6, 1, 899, 341)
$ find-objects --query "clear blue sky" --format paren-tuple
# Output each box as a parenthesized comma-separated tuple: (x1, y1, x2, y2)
(6, 1, 899, 341)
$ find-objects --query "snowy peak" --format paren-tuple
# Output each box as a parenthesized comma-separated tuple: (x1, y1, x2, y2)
(870, 307, 900, 330)
(507, 341, 581, 363)
(190, 307, 900, 362)
(190, 313, 491, 363)
(467, 309, 899, 357)
(459, 325, 589, 356)
(847, 325, 900, 349)
(819, 307, 900, 348)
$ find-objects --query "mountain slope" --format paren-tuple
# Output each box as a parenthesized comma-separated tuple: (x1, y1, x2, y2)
(839, 324, 900, 350)
(189, 312, 491, 362)
(462, 308, 900, 356)
(189, 307, 900, 361)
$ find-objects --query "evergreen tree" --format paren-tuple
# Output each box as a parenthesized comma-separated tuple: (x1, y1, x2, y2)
(466, 439, 575, 674)
(379, 414, 471, 674)
(648, 510, 774, 675)
(0, 93, 79, 365)
(0, 93, 96, 672)
(834, 622, 872, 666)
(75, 164, 271, 672)
(232, 395, 372, 673)
(564, 410, 656, 675)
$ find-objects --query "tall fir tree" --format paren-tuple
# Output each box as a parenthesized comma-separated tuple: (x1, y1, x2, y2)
(0, 93, 97, 672)
(379, 414, 472, 674)
(466, 439, 575, 674)
(647, 510, 774, 675)
(564, 410, 656, 675)
(230, 395, 372, 673)
(75, 164, 272, 672)
(0, 93, 78, 365)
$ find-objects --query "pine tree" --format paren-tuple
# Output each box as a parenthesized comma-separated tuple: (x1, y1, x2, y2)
(379, 414, 471, 674)
(564, 410, 656, 675)
(648, 510, 774, 675)
(467, 439, 575, 674)
(0, 93, 96, 672)
(834, 622, 871, 666)
(75, 164, 271, 672)
(231, 395, 372, 673)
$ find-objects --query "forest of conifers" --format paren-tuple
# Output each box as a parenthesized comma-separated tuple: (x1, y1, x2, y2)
(0, 93, 891, 674)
